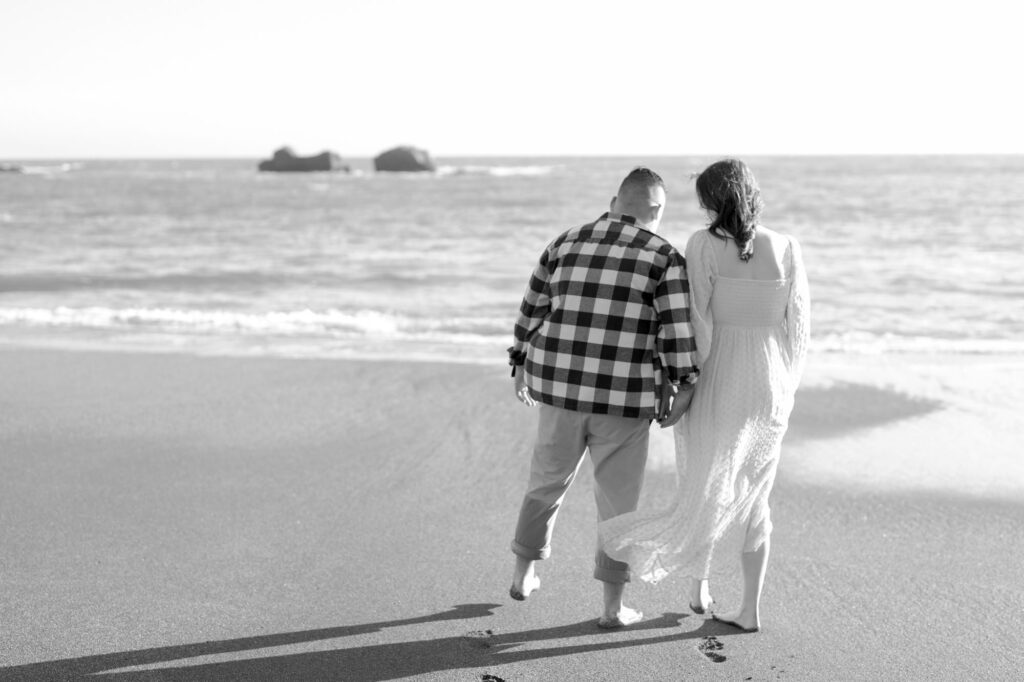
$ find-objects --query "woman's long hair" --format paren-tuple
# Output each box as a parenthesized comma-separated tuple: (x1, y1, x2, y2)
(695, 159, 763, 262)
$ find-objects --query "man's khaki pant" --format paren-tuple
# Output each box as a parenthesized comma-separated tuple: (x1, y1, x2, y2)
(511, 404, 650, 584)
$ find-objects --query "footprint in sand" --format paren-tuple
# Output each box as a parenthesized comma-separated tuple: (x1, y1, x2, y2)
(699, 635, 726, 663)
(480, 675, 506, 682)
(462, 629, 496, 649)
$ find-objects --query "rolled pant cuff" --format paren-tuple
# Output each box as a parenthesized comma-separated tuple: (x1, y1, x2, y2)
(593, 565, 631, 584)
(511, 539, 550, 561)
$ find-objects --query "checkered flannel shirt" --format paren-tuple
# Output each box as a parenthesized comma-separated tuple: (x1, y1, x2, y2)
(509, 212, 699, 419)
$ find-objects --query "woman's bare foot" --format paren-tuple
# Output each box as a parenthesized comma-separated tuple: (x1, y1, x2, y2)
(510, 557, 540, 600)
(597, 605, 644, 629)
(711, 608, 759, 632)
(689, 577, 714, 615)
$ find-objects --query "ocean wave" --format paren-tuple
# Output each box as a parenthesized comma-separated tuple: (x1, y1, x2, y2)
(0, 268, 484, 294)
(436, 164, 558, 177)
(0, 306, 511, 344)
(20, 162, 82, 175)
(813, 332, 1024, 355)
(0, 271, 289, 293)
(2, 306, 1023, 357)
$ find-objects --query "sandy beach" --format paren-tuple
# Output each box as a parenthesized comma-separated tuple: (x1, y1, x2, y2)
(1, 347, 1022, 681)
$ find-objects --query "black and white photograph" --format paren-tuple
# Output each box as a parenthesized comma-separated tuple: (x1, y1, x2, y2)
(2, 1, 1022, 680)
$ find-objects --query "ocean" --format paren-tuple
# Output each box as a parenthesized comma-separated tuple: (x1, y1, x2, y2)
(2, 155, 1022, 363)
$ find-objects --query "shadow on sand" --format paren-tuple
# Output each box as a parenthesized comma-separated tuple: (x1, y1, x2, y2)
(0, 604, 741, 681)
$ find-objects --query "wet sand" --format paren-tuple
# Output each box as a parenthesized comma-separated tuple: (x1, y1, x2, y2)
(0, 348, 1022, 680)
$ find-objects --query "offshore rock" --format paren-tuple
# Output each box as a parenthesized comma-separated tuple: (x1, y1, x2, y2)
(373, 146, 436, 172)
(0, 163, 24, 173)
(258, 147, 350, 172)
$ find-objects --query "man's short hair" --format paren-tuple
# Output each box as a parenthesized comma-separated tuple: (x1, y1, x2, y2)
(618, 166, 665, 196)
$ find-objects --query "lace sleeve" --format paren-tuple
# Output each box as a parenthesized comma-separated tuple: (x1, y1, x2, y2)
(785, 236, 811, 387)
(684, 230, 716, 367)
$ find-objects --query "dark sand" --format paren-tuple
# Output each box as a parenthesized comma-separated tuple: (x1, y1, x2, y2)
(1, 349, 1022, 680)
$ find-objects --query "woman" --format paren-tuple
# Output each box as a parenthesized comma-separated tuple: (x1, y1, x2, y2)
(600, 158, 810, 632)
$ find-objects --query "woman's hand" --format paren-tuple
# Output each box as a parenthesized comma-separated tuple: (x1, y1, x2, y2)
(657, 380, 676, 421)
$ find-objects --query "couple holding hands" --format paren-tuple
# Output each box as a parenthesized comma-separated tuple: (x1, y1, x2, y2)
(507, 159, 810, 633)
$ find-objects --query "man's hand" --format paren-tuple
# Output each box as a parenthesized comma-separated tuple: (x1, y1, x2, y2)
(658, 385, 695, 428)
(514, 372, 537, 407)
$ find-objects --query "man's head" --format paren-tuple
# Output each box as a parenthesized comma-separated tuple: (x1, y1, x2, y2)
(610, 167, 666, 232)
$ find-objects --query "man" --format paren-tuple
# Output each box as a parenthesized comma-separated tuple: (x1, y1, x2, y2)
(507, 167, 699, 628)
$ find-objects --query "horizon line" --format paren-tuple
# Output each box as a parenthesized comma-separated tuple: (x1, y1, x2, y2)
(5, 151, 1024, 162)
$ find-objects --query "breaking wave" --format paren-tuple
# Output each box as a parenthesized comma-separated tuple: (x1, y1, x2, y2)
(0, 306, 510, 345)
(436, 164, 558, 177)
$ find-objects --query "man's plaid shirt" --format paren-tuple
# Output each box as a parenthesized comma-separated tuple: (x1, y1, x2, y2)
(509, 212, 699, 419)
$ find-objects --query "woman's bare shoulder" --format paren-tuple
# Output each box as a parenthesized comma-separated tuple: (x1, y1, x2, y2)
(755, 225, 787, 240)
(753, 225, 792, 251)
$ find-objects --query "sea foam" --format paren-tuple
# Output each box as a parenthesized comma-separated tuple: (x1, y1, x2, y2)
(2, 306, 1022, 359)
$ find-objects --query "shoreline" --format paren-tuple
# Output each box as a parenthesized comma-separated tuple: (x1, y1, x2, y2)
(4, 344, 1023, 504)
(2, 326, 1024, 369)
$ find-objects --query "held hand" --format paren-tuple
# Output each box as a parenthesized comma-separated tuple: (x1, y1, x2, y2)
(514, 372, 537, 407)
(659, 386, 695, 428)
(657, 381, 676, 422)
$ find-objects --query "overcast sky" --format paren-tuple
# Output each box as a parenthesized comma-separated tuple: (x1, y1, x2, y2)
(3, 0, 1022, 158)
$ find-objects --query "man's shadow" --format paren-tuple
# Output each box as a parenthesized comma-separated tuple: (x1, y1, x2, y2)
(0, 603, 735, 681)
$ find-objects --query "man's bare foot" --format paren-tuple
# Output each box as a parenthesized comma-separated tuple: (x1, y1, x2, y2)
(689, 577, 714, 615)
(597, 605, 643, 629)
(509, 574, 540, 601)
(711, 608, 759, 632)
(510, 557, 540, 601)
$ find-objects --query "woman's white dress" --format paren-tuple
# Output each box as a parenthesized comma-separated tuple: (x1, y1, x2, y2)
(601, 229, 810, 583)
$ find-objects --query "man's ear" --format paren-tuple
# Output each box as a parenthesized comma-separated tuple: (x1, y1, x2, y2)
(609, 196, 617, 212)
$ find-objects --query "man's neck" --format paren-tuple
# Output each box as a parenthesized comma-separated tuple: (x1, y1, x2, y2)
(606, 211, 656, 233)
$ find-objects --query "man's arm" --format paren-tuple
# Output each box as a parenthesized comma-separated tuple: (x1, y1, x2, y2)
(651, 251, 700, 400)
(508, 246, 554, 401)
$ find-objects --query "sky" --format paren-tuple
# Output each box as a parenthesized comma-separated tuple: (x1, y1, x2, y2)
(2, 0, 1022, 158)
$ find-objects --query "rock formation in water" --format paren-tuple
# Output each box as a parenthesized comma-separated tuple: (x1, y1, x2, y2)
(0, 163, 24, 173)
(258, 147, 350, 172)
(373, 146, 436, 172)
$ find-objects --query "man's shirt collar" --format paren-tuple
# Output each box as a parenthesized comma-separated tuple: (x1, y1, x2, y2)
(601, 211, 637, 225)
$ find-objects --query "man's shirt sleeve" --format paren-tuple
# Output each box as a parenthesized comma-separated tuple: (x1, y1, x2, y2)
(652, 252, 700, 384)
(509, 246, 553, 363)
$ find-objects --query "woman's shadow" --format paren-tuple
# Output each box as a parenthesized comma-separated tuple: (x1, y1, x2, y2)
(0, 603, 728, 681)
